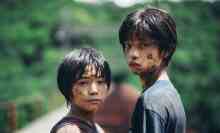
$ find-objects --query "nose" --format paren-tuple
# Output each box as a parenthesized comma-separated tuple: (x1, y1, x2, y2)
(128, 47, 139, 61)
(89, 82, 99, 95)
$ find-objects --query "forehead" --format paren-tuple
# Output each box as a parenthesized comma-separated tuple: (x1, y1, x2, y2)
(81, 64, 103, 79)
(126, 32, 158, 46)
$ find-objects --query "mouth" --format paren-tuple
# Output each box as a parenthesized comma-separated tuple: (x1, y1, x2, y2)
(129, 62, 141, 69)
(87, 99, 102, 104)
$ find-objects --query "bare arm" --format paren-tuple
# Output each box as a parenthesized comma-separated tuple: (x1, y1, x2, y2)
(56, 124, 81, 133)
(95, 123, 105, 133)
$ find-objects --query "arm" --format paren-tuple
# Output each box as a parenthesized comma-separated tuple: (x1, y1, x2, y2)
(131, 97, 166, 133)
(143, 109, 165, 133)
(56, 124, 81, 133)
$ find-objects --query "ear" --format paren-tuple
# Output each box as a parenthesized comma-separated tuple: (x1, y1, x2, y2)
(160, 50, 169, 59)
(158, 50, 169, 66)
(70, 87, 75, 100)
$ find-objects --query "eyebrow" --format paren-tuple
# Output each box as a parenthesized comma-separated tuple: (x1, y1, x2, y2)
(80, 75, 104, 79)
(124, 40, 153, 46)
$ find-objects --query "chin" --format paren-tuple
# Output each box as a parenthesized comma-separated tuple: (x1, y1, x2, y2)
(86, 107, 99, 113)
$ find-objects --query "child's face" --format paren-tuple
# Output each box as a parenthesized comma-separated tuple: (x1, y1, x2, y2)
(71, 65, 108, 113)
(124, 35, 164, 76)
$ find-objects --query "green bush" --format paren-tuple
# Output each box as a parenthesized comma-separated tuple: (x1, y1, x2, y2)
(16, 95, 47, 129)
(0, 96, 47, 132)
(0, 104, 11, 133)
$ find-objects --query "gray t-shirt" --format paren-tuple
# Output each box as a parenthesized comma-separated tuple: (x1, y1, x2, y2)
(131, 80, 186, 133)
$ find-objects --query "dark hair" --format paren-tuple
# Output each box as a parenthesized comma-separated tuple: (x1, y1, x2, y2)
(57, 48, 111, 105)
(119, 7, 177, 66)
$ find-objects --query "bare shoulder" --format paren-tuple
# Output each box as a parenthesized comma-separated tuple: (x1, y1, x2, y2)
(56, 124, 81, 133)
(95, 123, 105, 133)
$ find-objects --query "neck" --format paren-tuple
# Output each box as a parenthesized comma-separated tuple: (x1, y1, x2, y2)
(140, 69, 168, 90)
(158, 71, 169, 81)
(68, 105, 95, 124)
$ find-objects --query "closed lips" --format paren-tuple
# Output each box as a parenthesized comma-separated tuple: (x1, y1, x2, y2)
(129, 62, 141, 68)
(87, 99, 102, 102)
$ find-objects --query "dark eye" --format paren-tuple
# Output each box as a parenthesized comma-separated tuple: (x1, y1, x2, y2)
(97, 79, 105, 85)
(147, 54, 153, 59)
(142, 43, 150, 47)
(125, 43, 131, 51)
(77, 80, 89, 86)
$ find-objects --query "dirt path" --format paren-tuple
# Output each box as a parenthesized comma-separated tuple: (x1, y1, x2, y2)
(16, 105, 68, 133)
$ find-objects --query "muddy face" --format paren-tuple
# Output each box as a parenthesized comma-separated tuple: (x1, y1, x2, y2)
(124, 35, 164, 76)
(71, 65, 108, 113)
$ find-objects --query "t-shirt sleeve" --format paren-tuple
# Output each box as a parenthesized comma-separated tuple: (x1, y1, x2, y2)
(143, 109, 166, 133)
(131, 96, 166, 133)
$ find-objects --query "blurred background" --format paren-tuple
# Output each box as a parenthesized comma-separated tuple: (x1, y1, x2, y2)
(1, 0, 220, 133)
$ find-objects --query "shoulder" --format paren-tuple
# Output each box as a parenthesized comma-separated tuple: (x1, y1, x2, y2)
(56, 124, 81, 133)
(50, 116, 82, 133)
(141, 80, 175, 118)
(95, 123, 105, 133)
(142, 80, 178, 106)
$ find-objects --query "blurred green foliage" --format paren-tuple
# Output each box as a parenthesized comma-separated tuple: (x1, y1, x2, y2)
(16, 95, 47, 129)
(0, 0, 220, 133)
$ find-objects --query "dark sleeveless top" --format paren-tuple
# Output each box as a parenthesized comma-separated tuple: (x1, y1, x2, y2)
(50, 116, 99, 133)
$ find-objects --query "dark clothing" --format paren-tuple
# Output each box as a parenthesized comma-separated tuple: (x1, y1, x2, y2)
(131, 80, 186, 133)
(50, 116, 99, 133)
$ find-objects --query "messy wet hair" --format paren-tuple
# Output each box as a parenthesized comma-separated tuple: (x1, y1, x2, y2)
(57, 48, 111, 105)
(119, 7, 177, 66)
